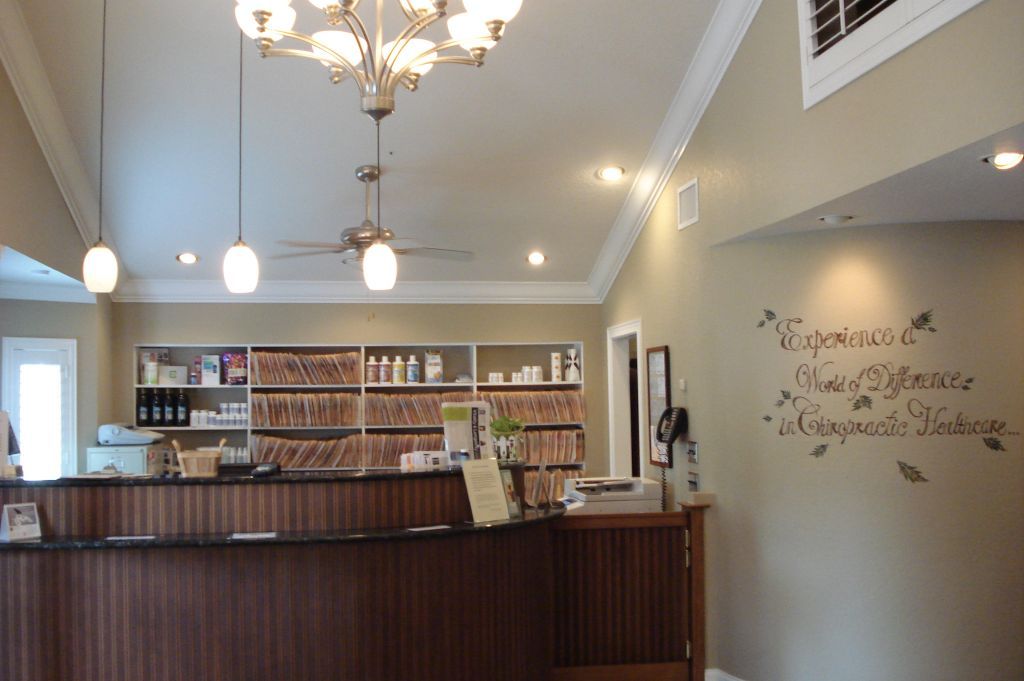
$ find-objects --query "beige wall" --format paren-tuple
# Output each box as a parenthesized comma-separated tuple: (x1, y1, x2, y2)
(112, 303, 608, 473)
(0, 62, 87, 278)
(0, 297, 114, 466)
(602, 0, 1024, 678)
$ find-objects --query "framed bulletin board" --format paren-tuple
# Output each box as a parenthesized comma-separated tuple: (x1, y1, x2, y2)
(646, 346, 671, 468)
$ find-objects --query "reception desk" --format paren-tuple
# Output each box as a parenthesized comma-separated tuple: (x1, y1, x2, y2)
(0, 471, 705, 681)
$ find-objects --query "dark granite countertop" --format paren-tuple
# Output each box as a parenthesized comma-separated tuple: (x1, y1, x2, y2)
(0, 462, 523, 488)
(0, 505, 564, 552)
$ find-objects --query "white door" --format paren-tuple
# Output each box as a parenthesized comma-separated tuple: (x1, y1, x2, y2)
(2, 338, 77, 479)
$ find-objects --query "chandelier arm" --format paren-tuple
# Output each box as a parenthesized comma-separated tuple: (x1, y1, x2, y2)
(397, 0, 428, 23)
(262, 47, 366, 88)
(379, 10, 444, 91)
(336, 11, 376, 86)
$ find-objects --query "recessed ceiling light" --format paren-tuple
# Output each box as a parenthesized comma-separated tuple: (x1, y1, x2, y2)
(817, 214, 854, 226)
(527, 251, 546, 266)
(596, 165, 625, 182)
(982, 152, 1023, 170)
(176, 252, 199, 265)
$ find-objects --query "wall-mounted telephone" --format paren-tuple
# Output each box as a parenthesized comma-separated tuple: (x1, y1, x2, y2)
(656, 407, 688, 447)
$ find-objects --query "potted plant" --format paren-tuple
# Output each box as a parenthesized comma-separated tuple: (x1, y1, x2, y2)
(490, 415, 526, 462)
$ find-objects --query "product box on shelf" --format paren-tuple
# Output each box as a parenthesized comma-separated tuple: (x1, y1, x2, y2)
(425, 350, 443, 383)
(137, 348, 169, 384)
(158, 366, 188, 385)
(201, 355, 221, 385)
(222, 352, 248, 385)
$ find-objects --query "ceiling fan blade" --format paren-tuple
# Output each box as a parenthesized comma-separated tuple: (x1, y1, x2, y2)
(277, 240, 346, 249)
(269, 249, 348, 260)
(393, 247, 474, 259)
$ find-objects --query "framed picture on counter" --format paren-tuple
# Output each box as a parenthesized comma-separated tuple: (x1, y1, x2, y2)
(1, 502, 41, 542)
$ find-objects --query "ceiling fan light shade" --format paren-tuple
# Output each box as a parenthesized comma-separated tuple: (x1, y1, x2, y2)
(83, 241, 119, 293)
(447, 13, 497, 52)
(363, 242, 397, 290)
(235, 1, 297, 41)
(383, 38, 436, 75)
(223, 240, 260, 293)
(463, 0, 522, 23)
(312, 30, 366, 67)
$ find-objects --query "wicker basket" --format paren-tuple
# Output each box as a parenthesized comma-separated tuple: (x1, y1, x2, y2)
(172, 438, 226, 478)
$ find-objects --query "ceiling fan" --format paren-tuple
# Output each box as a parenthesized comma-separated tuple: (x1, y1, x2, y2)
(275, 164, 473, 265)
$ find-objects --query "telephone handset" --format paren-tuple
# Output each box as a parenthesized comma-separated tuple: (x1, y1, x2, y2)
(656, 407, 688, 446)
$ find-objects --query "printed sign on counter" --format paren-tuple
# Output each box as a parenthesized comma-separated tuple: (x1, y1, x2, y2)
(461, 459, 511, 523)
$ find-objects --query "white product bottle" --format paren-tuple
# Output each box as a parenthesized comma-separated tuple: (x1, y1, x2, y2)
(407, 355, 420, 383)
(392, 356, 406, 384)
(379, 356, 392, 384)
(366, 356, 378, 384)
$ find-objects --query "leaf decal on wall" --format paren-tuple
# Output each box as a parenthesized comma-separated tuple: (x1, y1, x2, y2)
(757, 309, 776, 327)
(810, 444, 828, 458)
(775, 400, 785, 408)
(852, 396, 873, 411)
(911, 309, 937, 333)
(757, 320, 765, 327)
(781, 390, 791, 400)
(897, 461, 928, 483)
(962, 377, 974, 391)
(983, 437, 1006, 451)
(762, 415, 772, 422)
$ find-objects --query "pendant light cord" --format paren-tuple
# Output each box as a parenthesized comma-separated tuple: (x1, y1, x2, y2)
(237, 31, 244, 243)
(97, 0, 107, 243)
(375, 120, 381, 241)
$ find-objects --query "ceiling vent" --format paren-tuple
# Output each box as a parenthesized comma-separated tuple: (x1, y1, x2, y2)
(677, 178, 699, 230)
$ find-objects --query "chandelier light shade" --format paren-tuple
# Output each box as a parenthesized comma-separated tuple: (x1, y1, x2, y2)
(234, 0, 522, 120)
(83, 241, 119, 293)
(223, 240, 261, 293)
(363, 241, 398, 290)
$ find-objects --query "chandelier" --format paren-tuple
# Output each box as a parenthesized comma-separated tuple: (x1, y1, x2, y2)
(234, 0, 522, 120)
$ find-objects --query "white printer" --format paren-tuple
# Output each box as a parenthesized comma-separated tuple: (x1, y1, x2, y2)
(562, 477, 661, 515)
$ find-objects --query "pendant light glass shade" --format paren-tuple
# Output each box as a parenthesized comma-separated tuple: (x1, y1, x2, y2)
(83, 241, 119, 293)
(447, 13, 497, 51)
(235, 0, 297, 41)
(223, 240, 260, 293)
(363, 242, 397, 290)
(312, 30, 367, 67)
(383, 38, 436, 75)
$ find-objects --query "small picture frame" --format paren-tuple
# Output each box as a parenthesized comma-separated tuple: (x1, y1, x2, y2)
(500, 468, 523, 520)
(1, 503, 42, 542)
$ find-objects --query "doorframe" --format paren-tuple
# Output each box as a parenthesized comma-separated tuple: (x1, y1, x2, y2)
(2, 336, 77, 475)
(606, 320, 644, 478)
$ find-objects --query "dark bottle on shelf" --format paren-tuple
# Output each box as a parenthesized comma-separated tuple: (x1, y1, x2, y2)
(163, 389, 176, 426)
(151, 389, 164, 427)
(175, 389, 190, 427)
(137, 389, 150, 426)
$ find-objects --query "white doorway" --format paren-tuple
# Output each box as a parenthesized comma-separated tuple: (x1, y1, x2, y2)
(2, 337, 77, 479)
(607, 320, 644, 478)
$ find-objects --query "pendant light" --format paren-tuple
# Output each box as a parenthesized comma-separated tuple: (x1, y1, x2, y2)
(223, 32, 260, 294)
(362, 122, 397, 291)
(83, 0, 119, 293)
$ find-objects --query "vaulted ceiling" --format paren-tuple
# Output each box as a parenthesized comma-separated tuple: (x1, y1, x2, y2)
(2, 0, 753, 302)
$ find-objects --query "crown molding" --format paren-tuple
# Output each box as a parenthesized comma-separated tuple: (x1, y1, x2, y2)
(0, 0, 111, 254)
(0, 281, 96, 304)
(587, 0, 763, 301)
(111, 279, 602, 304)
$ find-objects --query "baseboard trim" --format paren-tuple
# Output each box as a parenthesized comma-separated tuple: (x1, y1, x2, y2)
(706, 669, 748, 681)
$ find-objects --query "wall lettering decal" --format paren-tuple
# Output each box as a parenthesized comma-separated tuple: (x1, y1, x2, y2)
(758, 309, 1019, 482)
